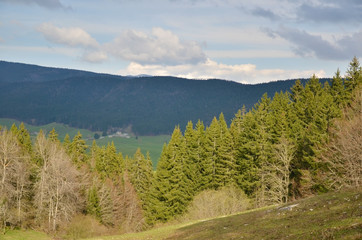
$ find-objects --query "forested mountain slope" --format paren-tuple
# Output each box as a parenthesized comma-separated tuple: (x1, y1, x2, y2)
(0, 61, 323, 135)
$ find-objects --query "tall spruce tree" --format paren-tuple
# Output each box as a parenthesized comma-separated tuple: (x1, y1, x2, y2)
(331, 69, 346, 108)
(183, 121, 198, 194)
(69, 131, 88, 165)
(193, 120, 207, 192)
(150, 127, 191, 222)
(129, 148, 153, 212)
(345, 56, 362, 94)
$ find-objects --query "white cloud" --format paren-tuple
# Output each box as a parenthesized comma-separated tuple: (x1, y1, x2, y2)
(118, 59, 326, 84)
(104, 27, 206, 65)
(37, 23, 99, 48)
(82, 50, 108, 63)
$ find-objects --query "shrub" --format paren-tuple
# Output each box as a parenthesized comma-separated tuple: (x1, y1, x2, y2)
(63, 214, 108, 240)
(185, 185, 250, 220)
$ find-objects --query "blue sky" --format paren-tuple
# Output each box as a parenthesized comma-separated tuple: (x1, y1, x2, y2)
(0, 0, 361, 83)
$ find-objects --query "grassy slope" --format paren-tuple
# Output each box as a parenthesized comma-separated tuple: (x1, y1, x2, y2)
(0, 118, 169, 168)
(84, 188, 361, 240)
(2, 230, 51, 240)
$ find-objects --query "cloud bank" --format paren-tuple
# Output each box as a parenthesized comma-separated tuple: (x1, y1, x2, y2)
(268, 26, 362, 60)
(38, 24, 206, 66)
(119, 59, 326, 84)
(104, 28, 206, 65)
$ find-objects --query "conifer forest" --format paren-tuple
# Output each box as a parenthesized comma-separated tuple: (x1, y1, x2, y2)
(0, 57, 361, 237)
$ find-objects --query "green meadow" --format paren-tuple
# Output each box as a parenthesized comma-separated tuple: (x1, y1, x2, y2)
(0, 118, 169, 168)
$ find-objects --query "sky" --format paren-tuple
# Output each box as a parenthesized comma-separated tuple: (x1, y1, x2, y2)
(0, 0, 361, 84)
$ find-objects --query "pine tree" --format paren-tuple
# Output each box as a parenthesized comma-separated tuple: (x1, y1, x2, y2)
(345, 56, 362, 95)
(150, 127, 191, 222)
(17, 123, 32, 155)
(69, 131, 88, 165)
(183, 121, 198, 194)
(204, 117, 219, 189)
(216, 113, 235, 187)
(290, 79, 304, 102)
(236, 94, 272, 197)
(105, 142, 123, 180)
(129, 148, 153, 210)
(63, 134, 71, 153)
(193, 120, 207, 192)
(48, 128, 59, 143)
(87, 185, 101, 220)
(331, 69, 346, 108)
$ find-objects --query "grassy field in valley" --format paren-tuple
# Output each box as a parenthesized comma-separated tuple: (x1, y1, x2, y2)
(86, 135, 170, 168)
(0, 118, 95, 140)
(0, 118, 169, 168)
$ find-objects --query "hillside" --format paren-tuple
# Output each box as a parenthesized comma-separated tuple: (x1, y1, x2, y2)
(5, 188, 360, 240)
(80, 188, 361, 240)
(0, 61, 323, 135)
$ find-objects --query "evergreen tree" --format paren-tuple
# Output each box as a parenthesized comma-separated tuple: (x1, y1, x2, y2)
(150, 127, 191, 222)
(69, 131, 88, 165)
(17, 123, 33, 155)
(183, 121, 198, 194)
(193, 120, 207, 192)
(216, 113, 235, 187)
(331, 69, 346, 108)
(48, 128, 59, 143)
(63, 134, 71, 154)
(10, 123, 18, 136)
(87, 185, 101, 220)
(290, 79, 304, 102)
(204, 114, 235, 190)
(204, 117, 219, 189)
(345, 56, 362, 94)
(105, 142, 123, 180)
(129, 148, 153, 211)
(235, 94, 272, 197)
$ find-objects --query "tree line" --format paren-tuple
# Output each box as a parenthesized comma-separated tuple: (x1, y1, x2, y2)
(0, 57, 361, 236)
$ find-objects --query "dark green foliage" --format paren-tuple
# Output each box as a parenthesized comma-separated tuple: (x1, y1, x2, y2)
(93, 141, 124, 180)
(128, 148, 154, 217)
(68, 131, 88, 165)
(204, 114, 235, 189)
(149, 127, 192, 222)
(345, 56, 362, 94)
(87, 186, 101, 220)
(330, 69, 346, 108)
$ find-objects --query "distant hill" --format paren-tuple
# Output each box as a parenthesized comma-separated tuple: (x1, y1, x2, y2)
(0, 61, 327, 135)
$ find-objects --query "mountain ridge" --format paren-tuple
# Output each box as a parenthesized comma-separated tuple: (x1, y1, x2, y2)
(0, 61, 327, 135)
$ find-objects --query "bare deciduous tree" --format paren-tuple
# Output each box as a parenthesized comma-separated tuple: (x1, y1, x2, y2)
(34, 132, 81, 232)
(258, 136, 294, 206)
(321, 113, 361, 189)
(0, 129, 30, 231)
